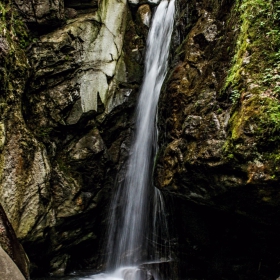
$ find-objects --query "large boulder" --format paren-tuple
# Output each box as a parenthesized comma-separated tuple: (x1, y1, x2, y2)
(0, 204, 30, 279)
(0, 245, 26, 280)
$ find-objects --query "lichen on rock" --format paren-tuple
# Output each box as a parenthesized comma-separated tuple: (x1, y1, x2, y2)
(0, 0, 146, 276)
(155, 0, 280, 278)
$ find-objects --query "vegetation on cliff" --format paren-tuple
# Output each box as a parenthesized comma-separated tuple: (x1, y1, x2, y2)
(0, 0, 29, 77)
(156, 0, 280, 278)
(223, 0, 280, 180)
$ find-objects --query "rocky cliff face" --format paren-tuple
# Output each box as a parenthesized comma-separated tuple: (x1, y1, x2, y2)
(156, 0, 280, 279)
(1, 0, 280, 279)
(0, 0, 148, 276)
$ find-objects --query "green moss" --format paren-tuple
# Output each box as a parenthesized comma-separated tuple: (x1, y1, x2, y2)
(228, 95, 280, 141)
(0, 1, 30, 95)
(259, 98, 280, 139)
(224, 0, 280, 98)
(222, 0, 280, 165)
(0, 2, 30, 49)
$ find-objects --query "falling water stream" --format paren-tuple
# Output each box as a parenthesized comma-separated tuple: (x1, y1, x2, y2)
(87, 1, 175, 279)
(100, 1, 176, 279)
(33, 1, 175, 279)
(106, 0, 175, 269)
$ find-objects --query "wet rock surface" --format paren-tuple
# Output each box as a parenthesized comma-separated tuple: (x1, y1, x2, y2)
(0, 0, 145, 277)
(155, 0, 280, 279)
(2, 0, 280, 279)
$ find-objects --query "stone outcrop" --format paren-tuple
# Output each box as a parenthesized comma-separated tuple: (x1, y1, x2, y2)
(155, 0, 280, 279)
(128, 0, 161, 6)
(0, 0, 147, 276)
(0, 204, 30, 279)
(0, 245, 26, 280)
(26, 0, 128, 128)
(14, 0, 65, 29)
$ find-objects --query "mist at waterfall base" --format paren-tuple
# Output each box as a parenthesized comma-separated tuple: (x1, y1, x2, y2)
(33, 1, 175, 279)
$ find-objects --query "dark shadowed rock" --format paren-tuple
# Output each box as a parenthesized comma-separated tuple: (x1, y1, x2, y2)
(65, 0, 98, 9)
(0, 205, 30, 279)
(14, 0, 65, 29)
(155, 0, 280, 279)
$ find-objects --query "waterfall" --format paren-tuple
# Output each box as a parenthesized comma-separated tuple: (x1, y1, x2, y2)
(97, 1, 176, 279)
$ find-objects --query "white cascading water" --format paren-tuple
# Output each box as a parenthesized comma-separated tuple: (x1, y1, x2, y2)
(87, 1, 175, 279)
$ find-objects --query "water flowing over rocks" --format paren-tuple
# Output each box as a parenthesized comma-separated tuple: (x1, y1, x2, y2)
(105, 0, 175, 272)
(1, 0, 280, 279)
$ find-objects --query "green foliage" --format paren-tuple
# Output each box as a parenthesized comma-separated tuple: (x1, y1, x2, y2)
(263, 66, 280, 96)
(229, 89, 240, 104)
(223, 0, 280, 147)
(225, 0, 280, 97)
(259, 98, 280, 138)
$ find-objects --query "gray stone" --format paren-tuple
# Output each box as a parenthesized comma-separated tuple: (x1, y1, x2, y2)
(183, 115, 202, 138)
(14, 0, 64, 27)
(0, 204, 30, 279)
(128, 0, 140, 5)
(0, 135, 52, 240)
(0, 245, 26, 280)
(69, 128, 105, 160)
(0, 38, 9, 57)
(28, 0, 129, 128)
(204, 24, 218, 42)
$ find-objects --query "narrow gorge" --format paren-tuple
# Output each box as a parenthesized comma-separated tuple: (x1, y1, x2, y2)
(1, 0, 280, 279)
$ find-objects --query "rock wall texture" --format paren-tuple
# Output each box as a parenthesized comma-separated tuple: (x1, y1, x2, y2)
(0, 204, 30, 279)
(0, 0, 147, 276)
(155, 0, 280, 279)
(0, 245, 26, 280)
(1, 0, 280, 279)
